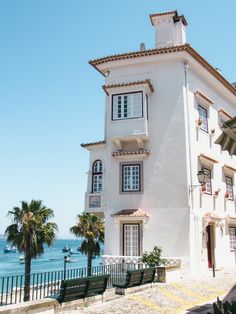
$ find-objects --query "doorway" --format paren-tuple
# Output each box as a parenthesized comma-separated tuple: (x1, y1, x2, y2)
(206, 224, 215, 268)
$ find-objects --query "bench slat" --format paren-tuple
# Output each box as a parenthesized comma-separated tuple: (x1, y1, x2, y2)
(54, 274, 110, 303)
(113, 268, 156, 289)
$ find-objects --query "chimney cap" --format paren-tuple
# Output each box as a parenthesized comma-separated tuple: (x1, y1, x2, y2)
(150, 10, 188, 27)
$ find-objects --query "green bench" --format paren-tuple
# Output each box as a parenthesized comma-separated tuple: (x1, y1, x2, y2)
(51, 274, 110, 303)
(113, 267, 156, 292)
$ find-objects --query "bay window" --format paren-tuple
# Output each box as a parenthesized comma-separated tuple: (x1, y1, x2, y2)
(112, 92, 143, 120)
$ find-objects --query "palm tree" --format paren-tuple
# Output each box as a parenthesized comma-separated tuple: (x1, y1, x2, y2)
(5, 200, 58, 302)
(70, 213, 104, 276)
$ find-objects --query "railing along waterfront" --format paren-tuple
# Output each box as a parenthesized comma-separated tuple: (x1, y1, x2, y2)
(0, 263, 141, 306)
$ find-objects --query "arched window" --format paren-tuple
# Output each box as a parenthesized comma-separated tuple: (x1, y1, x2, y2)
(92, 160, 103, 193)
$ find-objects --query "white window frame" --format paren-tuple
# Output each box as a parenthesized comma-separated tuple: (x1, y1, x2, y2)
(202, 167, 212, 195)
(225, 176, 234, 200)
(123, 224, 140, 256)
(122, 164, 140, 192)
(92, 160, 103, 193)
(229, 227, 236, 250)
(112, 91, 143, 120)
(198, 104, 208, 133)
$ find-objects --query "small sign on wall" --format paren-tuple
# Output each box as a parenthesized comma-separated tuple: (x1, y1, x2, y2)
(89, 195, 101, 208)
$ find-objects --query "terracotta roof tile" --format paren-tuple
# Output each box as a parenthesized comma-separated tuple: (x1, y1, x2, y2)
(112, 209, 150, 217)
(103, 79, 154, 95)
(112, 150, 150, 157)
(89, 44, 236, 98)
(89, 44, 186, 67)
(81, 140, 105, 148)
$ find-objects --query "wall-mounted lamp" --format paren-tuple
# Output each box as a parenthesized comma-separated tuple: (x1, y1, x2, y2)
(189, 170, 209, 192)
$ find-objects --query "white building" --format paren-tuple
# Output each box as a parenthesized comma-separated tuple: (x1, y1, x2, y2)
(81, 10, 236, 275)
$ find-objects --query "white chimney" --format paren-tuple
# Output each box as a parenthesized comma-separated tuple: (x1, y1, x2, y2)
(150, 10, 187, 49)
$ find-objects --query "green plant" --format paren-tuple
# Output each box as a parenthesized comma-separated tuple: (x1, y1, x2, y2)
(5, 200, 58, 301)
(141, 246, 166, 267)
(70, 213, 104, 275)
(207, 297, 236, 314)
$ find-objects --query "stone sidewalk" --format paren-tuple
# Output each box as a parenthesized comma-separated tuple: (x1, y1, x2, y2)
(67, 269, 236, 314)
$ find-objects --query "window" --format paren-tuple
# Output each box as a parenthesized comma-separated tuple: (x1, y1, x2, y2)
(123, 224, 140, 256)
(226, 176, 234, 200)
(112, 92, 143, 120)
(202, 167, 212, 195)
(122, 164, 140, 192)
(198, 104, 208, 132)
(92, 160, 103, 193)
(229, 227, 236, 250)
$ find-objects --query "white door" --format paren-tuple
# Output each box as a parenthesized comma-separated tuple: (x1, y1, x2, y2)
(123, 224, 140, 256)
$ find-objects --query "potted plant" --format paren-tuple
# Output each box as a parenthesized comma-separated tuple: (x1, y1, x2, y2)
(196, 118, 202, 127)
(141, 246, 167, 282)
(214, 189, 220, 197)
(225, 191, 229, 199)
(201, 185, 206, 193)
(211, 128, 215, 135)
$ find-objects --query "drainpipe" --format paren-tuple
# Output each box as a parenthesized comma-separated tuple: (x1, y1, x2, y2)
(183, 62, 193, 208)
(183, 62, 200, 274)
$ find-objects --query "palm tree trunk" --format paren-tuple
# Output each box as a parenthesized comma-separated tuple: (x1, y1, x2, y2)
(87, 252, 93, 276)
(24, 241, 31, 302)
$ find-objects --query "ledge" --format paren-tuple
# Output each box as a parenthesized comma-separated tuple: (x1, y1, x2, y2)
(195, 91, 214, 106)
(0, 298, 57, 314)
(223, 164, 236, 174)
(198, 153, 218, 165)
(218, 109, 232, 120)
(103, 79, 154, 96)
(112, 150, 150, 160)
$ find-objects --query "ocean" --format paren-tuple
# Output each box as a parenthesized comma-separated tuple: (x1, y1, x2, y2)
(0, 238, 102, 277)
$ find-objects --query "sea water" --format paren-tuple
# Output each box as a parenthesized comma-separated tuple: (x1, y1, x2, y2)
(0, 238, 102, 277)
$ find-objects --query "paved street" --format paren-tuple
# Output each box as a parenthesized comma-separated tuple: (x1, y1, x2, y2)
(68, 269, 236, 314)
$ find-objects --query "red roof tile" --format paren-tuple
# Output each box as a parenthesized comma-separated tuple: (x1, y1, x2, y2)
(89, 44, 236, 97)
(81, 140, 105, 148)
(112, 209, 150, 217)
(103, 79, 154, 95)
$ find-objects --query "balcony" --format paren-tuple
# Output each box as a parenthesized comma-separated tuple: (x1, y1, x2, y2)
(84, 192, 105, 217)
(109, 117, 148, 146)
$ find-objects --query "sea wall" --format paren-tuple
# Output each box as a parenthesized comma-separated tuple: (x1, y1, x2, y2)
(0, 294, 106, 314)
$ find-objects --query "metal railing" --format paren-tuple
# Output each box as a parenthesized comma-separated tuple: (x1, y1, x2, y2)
(0, 263, 142, 307)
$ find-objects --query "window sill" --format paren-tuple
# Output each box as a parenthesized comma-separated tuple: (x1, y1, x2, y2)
(202, 193, 212, 198)
(199, 128, 209, 135)
(120, 191, 143, 195)
(112, 117, 145, 122)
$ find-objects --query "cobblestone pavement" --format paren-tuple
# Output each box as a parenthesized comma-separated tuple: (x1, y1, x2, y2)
(67, 269, 236, 314)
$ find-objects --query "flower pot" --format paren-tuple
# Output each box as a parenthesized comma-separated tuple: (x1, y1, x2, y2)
(196, 119, 202, 127)
(225, 192, 229, 199)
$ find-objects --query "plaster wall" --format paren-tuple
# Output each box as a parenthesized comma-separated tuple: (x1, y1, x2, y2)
(84, 52, 236, 275)
(101, 61, 190, 260)
(186, 66, 236, 272)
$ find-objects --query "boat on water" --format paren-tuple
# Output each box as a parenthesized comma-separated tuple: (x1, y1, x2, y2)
(62, 245, 71, 253)
(66, 257, 78, 263)
(19, 255, 24, 264)
(3, 245, 17, 253)
(68, 251, 79, 255)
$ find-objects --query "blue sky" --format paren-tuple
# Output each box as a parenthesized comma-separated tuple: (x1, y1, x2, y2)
(0, 1, 236, 238)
